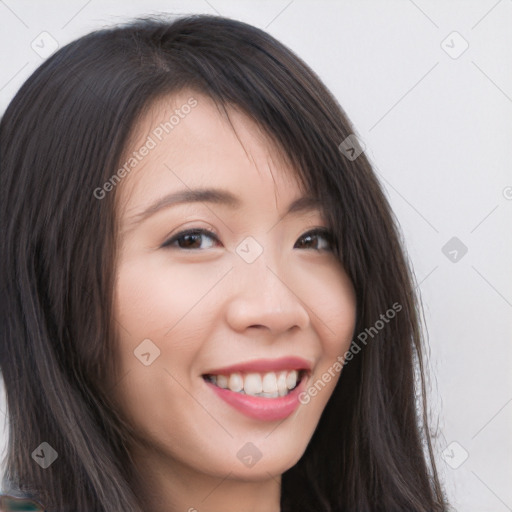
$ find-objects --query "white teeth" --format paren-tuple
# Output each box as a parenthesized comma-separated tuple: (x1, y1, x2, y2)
(228, 373, 243, 392)
(216, 374, 228, 389)
(286, 370, 298, 390)
(277, 371, 288, 396)
(244, 373, 263, 395)
(262, 372, 277, 393)
(207, 370, 303, 397)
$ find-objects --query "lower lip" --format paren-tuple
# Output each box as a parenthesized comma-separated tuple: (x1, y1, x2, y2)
(204, 375, 308, 421)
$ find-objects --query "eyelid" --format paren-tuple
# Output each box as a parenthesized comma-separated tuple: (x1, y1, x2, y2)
(160, 227, 219, 249)
(160, 226, 334, 250)
(295, 227, 334, 250)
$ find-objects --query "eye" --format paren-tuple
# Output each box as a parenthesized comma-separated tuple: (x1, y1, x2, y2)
(161, 228, 220, 250)
(161, 227, 334, 251)
(294, 228, 333, 251)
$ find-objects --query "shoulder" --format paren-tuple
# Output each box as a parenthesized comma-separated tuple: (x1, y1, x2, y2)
(0, 494, 46, 511)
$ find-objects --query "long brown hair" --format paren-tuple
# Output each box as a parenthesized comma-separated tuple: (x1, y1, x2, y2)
(0, 14, 448, 511)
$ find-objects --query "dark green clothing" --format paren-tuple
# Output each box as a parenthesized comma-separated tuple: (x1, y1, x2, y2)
(0, 495, 45, 511)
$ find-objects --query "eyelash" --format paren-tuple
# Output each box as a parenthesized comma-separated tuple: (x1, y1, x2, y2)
(161, 227, 334, 252)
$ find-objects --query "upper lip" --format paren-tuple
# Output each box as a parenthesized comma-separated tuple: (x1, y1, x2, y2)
(203, 357, 312, 375)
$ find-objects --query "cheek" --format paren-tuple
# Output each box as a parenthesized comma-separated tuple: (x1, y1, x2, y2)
(114, 254, 224, 341)
(303, 264, 357, 357)
(111, 257, 216, 433)
(306, 268, 356, 399)
(111, 257, 205, 399)
(115, 256, 178, 337)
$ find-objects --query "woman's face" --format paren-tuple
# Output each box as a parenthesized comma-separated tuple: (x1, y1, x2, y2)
(111, 90, 356, 483)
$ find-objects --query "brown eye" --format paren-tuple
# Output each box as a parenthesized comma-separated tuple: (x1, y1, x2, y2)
(294, 229, 333, 251)
(161, 229, 220, 250)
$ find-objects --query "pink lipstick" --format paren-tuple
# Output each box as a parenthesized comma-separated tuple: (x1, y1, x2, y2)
(202, 357, 311, 421)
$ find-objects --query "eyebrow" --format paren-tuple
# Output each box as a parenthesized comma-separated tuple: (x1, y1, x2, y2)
(127, 188, 323, 226)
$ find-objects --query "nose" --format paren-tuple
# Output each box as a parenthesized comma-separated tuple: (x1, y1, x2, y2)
(224, 250, 310, 336)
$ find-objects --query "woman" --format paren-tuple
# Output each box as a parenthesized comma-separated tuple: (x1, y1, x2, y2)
(0, 14, 449, 512)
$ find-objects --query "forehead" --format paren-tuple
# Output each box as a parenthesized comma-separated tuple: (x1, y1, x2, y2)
(116, 90, 308, 217)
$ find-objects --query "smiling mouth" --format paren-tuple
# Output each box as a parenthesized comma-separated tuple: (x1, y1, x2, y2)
(202, 369, 308, 398)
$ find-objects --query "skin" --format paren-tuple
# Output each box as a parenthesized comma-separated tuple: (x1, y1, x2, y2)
(110, 90, 357, 512)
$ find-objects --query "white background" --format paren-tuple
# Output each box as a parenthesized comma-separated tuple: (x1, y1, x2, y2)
(1, 1, 511, 511)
